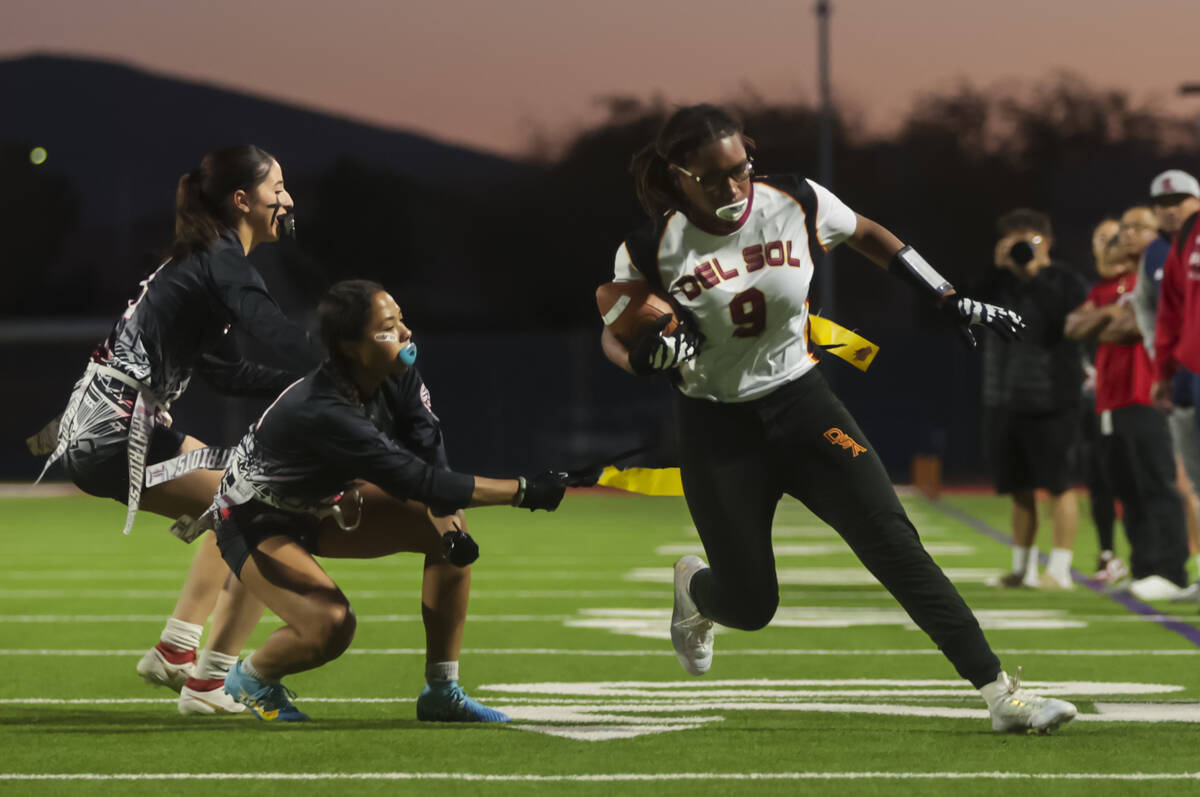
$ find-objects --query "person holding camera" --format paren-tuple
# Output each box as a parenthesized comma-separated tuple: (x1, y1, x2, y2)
(977, 210, 1088, 590)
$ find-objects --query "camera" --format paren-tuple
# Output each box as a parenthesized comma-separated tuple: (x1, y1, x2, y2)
(1009, 240, 1036, 267)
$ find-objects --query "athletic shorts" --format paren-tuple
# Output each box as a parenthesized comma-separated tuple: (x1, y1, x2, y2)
(983, 406, 1078, 495)
(58, 371, 185, 502)
(215, 500, 323, 577)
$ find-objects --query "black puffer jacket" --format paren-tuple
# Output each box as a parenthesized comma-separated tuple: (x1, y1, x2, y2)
(974, 262, 1089, 413)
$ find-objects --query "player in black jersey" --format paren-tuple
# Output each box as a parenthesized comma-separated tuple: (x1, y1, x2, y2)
(600, 104, 1077, 733)
(35, 146, 318, 715)
(214, 279, 566, 722)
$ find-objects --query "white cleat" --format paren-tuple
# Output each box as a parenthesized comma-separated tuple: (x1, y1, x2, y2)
(671, 555, 714, 676)
(135, 644, 196, 693)
(1129, 575, 1186, 602)
(178, 678, 247, 715)
(985, 670, 1076, 734)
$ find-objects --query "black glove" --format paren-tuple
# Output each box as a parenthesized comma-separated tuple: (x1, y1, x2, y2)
(442, 527, 479, 567)
(628, 315, 699, 376)
(940, 296, 1025, 348)
(516, 470, 567, 511)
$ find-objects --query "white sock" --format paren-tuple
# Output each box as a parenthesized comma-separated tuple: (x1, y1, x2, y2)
(242, 654, 279, 685)
(1047, 548, 1073, 582)
(1012, 547, 1033, 575)
(196, 649, 238, 681)
(978, 671, 1012, 707)
(426, 661, 459, 684)
(160, 618, 203, 652)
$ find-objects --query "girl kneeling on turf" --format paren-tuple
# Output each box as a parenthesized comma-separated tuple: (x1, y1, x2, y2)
(213, 279, 566, 721)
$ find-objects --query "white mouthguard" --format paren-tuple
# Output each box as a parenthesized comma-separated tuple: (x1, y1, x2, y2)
(715, 198, 749, 222)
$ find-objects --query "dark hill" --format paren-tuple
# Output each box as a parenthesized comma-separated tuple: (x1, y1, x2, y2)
(0, 53, 533, 230)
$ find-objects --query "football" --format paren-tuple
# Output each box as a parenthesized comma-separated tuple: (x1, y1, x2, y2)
(596, 281, 678, 346)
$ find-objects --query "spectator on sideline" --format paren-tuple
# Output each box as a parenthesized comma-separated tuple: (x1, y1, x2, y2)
(975, 209, 1087, 590)
(1078, 219, 1127, 583)
(1065, 209, 1189, 599)
(1133, 170, 1200, 588)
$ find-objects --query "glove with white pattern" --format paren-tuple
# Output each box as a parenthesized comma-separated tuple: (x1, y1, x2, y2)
(941, 296, 1025, 348)
(629, 314, 700, 376)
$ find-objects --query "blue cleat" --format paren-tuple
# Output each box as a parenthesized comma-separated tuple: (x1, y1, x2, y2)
(416, 681, 510, 723)
(223, 660, 309, 722)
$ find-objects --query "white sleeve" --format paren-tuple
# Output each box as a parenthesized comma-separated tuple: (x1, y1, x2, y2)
(613, 242, 647, 282)
(805, 179, 858, 250)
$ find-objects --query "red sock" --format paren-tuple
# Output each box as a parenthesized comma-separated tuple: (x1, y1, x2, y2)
(155, 641, 197, 665)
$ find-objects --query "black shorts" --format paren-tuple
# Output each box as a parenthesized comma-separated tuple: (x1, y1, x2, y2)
(215, 500, 323, 577)
(62, 423, 186, 502)
(984, 406, 1078, 494)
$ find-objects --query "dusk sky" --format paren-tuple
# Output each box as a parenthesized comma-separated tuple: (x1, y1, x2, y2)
(4, 0, 1199, 157)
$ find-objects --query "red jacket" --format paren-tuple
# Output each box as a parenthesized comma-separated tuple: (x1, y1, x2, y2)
(1090, 272, 1152, 412)
(1154, 213, 1200, 382)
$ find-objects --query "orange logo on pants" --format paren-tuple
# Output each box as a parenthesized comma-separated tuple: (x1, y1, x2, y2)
(824, 427, 866, 457)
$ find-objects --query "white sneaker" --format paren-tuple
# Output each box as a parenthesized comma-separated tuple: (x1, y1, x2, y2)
(136, 644, 196, 693)
(984, 670, 1076, 734)
(1038, 571, 1074, 591)
(1129, 575, 1186, 601)
(1169, 581, 1200, 604)
(671, 555, 714, 676)
(178, 678, 247, 715)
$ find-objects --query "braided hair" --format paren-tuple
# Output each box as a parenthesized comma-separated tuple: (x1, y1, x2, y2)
(630, 104, 754, 218)
(317, 279, 386, 408)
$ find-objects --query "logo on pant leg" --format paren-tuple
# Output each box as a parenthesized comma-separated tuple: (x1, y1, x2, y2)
(824, 427, 866, 457)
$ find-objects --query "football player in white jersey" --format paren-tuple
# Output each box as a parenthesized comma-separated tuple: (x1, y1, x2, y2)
(601, 104, 1076, 734)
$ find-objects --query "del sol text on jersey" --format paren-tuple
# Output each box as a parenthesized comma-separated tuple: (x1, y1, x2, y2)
(673, 240, 804, 300)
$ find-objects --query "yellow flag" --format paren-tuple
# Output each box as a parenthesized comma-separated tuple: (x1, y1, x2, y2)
(596, 466, 685, 497)
(809, 315, 879, 372)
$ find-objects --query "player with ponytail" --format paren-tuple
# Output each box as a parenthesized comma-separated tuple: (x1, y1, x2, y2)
(34, 145, 317, 716)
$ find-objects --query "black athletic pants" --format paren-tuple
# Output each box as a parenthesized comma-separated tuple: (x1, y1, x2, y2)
(1101, 404, 1189, 586)
(677, 368, 1002, 689)
(1079, 399, 1117, 552)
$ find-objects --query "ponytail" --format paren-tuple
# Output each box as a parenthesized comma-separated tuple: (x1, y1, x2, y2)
(630, 104, 754, 219)
(172, 170, 224, 258)
(170, 145, 277, 258)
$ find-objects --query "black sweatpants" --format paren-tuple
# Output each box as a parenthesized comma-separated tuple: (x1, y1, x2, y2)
(1079, 399, 1117, 552)
(677, 368, 1002, 689)
(1101, 404, 1189, 586)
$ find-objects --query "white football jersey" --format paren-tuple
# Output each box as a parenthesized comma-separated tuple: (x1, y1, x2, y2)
(612, 177, 858, 402)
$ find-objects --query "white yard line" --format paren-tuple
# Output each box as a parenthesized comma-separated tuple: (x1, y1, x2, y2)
(0, 647, 1197, 656)
(0, 771, 1196, 782)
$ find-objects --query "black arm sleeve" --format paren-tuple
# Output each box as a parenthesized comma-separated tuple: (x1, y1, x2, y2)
(307, 400, 474, 510)
(195, 334, 303, 397)
(207, 249, 319, 373)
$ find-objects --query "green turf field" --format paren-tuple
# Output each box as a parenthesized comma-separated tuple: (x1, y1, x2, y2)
(3, 488, 1200, 796)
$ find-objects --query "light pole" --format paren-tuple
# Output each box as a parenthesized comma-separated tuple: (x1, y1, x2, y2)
(816, 0, 834, 316)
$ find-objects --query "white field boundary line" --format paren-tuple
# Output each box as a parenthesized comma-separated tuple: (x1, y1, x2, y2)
(0, 772, 1198, 782)
(1, 647, 1198, 656)
(4, 613, 1191, 624)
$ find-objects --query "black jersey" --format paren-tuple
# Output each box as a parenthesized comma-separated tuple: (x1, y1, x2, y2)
(218, 364, 475, 514)
(103, 229, 316, 404)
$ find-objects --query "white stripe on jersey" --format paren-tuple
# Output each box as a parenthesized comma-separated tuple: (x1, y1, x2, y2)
(611, 180, 857, 403)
